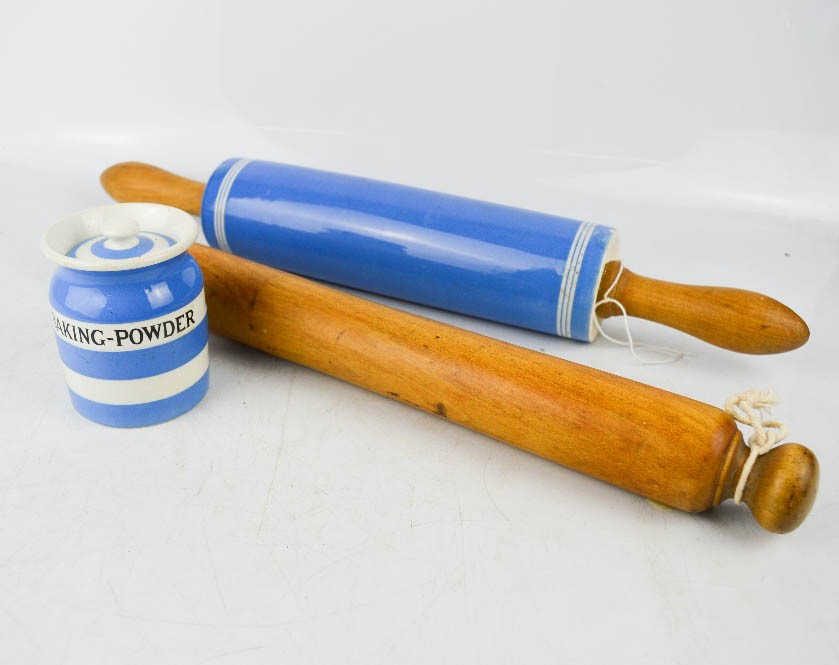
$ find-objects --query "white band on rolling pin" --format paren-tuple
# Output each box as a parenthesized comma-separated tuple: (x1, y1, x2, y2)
(555, 222, 596, 338)
(214, 158, 252, 253)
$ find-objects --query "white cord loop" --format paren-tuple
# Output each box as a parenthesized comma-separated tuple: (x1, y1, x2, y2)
(593, 264, 687, 365)
(725, 390, 788, 504)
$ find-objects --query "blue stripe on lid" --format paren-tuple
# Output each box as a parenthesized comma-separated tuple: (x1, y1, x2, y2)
(69, 232, 174, 261)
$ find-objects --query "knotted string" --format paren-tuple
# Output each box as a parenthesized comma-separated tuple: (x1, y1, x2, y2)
(724, 390, 788, 504)
(593, 264, 687, 365)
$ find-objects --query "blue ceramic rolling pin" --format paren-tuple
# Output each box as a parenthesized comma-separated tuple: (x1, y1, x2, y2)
(100, 161, 809, 354)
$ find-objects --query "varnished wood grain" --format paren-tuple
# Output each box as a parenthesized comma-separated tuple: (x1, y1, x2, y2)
(188, 243, 818, 532)
(101, 162, 204, 215)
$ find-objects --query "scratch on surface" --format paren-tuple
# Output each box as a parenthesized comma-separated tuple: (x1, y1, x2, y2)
(195, 462, 214, 497)
(27, 410, 47, 442)
(195, 645, 266, 663)
(299, 533, 374, 586)
(378, 567, 460, 660)
(0, 542, 36, 568)
(44, 594, 311, 628)
(107, 580, 123, 613)
(257, 368, 297, 541)
(205, 535, 229, 613)
(2, 606, 44, 660)
(536, 147, 661, 164)
(482, 453, 510, 522)
(257, 125, 347, 136)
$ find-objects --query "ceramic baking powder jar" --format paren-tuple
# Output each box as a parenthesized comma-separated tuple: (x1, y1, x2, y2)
(42, 203, 209, 427)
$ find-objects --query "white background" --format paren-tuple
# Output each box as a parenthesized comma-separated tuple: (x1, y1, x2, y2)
(2, 1, 838, 663)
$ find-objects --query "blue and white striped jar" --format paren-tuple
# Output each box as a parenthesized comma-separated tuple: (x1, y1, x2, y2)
(42, 203, 209, 427)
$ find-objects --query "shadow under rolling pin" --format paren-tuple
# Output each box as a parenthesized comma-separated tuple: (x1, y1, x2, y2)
(183, 244, 819, 533)
(101, 161, 809, 355)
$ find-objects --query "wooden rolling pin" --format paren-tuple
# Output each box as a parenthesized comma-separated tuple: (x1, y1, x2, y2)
(101, 161, 809, 354)
(184, 242, 816, 533)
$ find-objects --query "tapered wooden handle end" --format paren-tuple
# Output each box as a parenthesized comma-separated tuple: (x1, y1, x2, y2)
(600, 265, 810, 354)
(101, 162, 205, 215)
(740, 443, 819, 534)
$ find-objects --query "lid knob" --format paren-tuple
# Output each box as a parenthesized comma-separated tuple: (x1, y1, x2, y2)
(43, 203, 198, 272)
(102, 217, 141, 250)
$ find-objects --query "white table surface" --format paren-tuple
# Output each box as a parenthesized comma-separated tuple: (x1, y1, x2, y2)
(2, 2, 838, 663)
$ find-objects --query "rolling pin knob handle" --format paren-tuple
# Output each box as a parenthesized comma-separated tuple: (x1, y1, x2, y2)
(739, 443, 819, 534)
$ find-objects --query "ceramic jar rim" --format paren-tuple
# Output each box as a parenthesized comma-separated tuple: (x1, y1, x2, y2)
(42, 203, 198, 272)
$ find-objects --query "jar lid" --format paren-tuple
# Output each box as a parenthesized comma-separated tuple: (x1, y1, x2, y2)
(42, 203, 198, 272)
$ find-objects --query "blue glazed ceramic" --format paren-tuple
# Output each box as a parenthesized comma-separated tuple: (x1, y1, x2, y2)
(42, 203, 209, 427)
(201, 158, 618, 341)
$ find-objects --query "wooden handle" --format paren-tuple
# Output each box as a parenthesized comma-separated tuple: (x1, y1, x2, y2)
(101, 162, 204, 215)
(101, 161, 810, 355)
(189, 243, 817, 533)
(598, 264, 810, 354)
